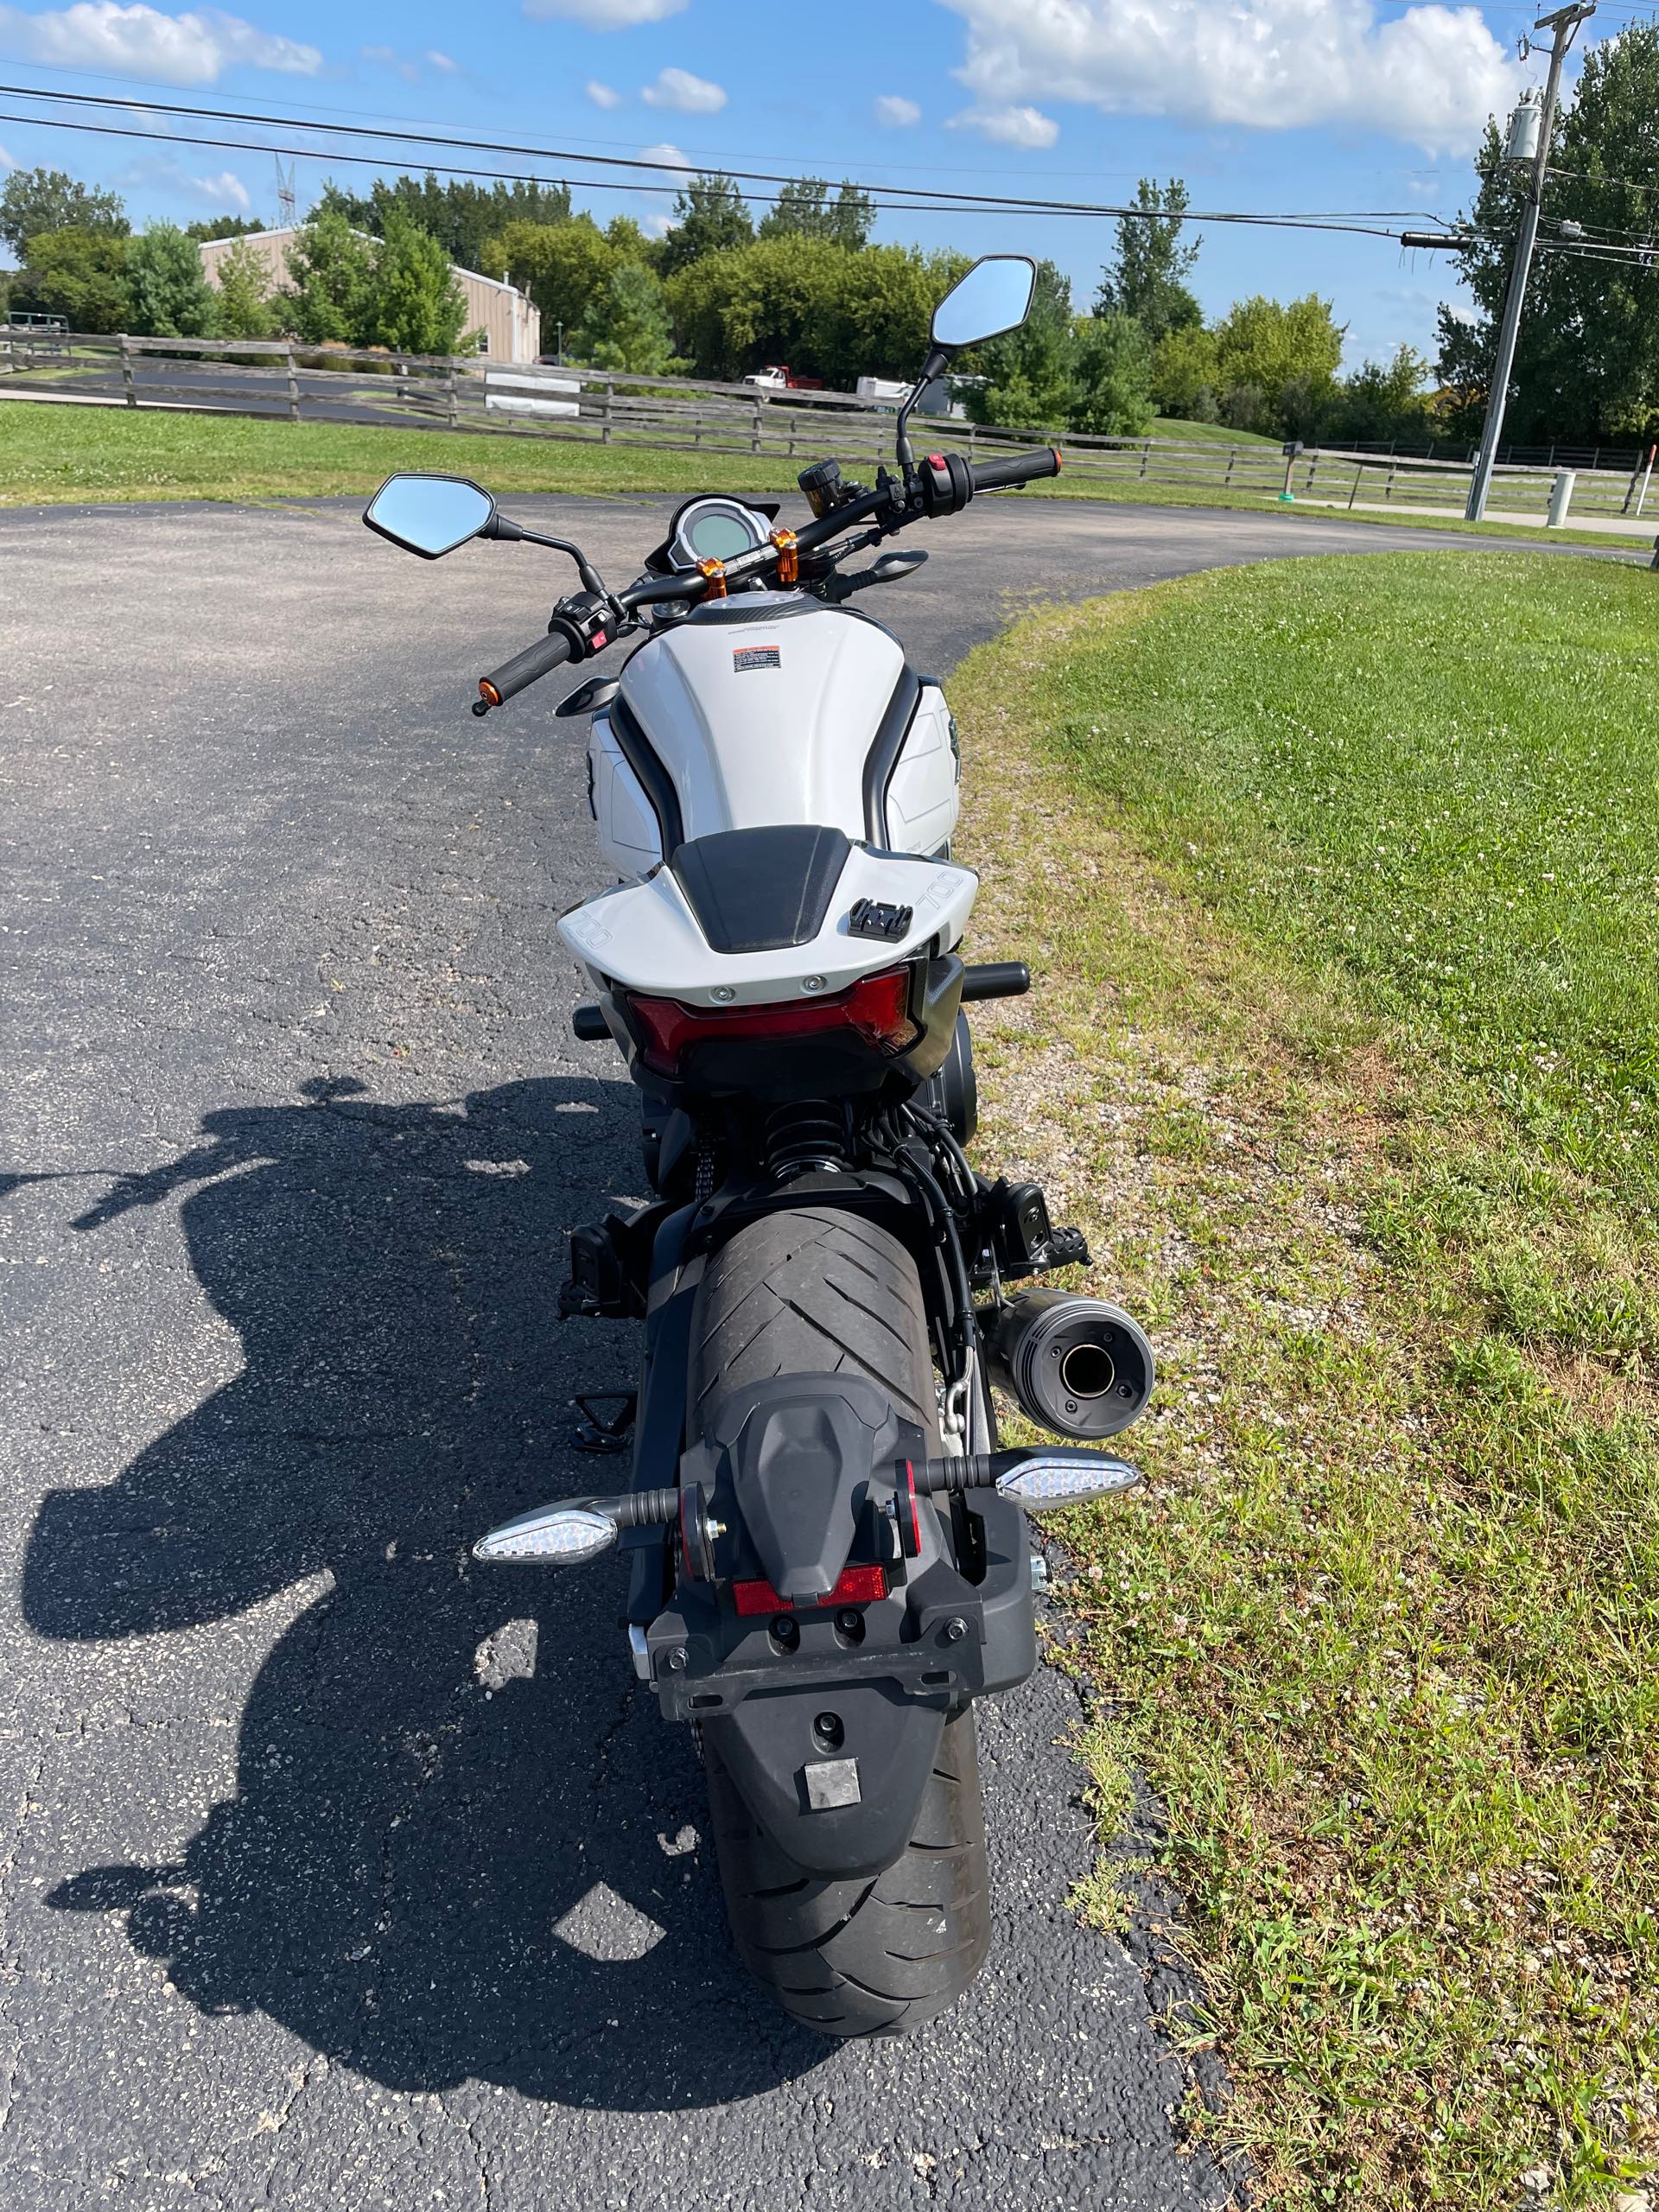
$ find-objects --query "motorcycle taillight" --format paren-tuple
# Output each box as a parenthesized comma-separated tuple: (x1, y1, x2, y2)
(624, 966, 918, 1079)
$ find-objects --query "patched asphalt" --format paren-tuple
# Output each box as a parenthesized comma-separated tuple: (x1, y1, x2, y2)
(0, 490, 1572, 2211)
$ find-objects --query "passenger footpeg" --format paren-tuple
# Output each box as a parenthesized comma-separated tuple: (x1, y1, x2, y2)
(570, 1392, 637, 1453)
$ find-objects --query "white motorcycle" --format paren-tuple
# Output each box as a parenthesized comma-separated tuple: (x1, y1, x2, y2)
(365, 257, 1154, 2037)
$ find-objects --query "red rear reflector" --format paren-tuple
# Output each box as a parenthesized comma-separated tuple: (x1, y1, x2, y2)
(732, 1563, 889, 1617)
(626, 967, 918, 1079)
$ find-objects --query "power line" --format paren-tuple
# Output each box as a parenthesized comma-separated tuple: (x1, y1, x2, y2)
(0, 79, 1430, 239)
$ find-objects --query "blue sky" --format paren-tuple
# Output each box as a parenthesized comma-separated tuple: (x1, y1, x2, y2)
(0, 0, 1624, 366)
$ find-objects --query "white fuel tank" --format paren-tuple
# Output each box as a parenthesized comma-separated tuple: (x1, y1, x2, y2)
(589, 594, 959, 875)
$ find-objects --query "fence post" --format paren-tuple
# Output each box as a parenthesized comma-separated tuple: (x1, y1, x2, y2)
(1629, 444, 1656, 518)
(1224, 447, 1237, 486)
(284, 343, 299, 424)
(751, 392, 763, 454)
(1384, 461, 1397, 501)
(601, 379, 613, 444)
(1348, 462, 1363, 509)
(1139, 438, 1152, 478)
(119, 334, 137, 409)
(446, 369, 459, 430)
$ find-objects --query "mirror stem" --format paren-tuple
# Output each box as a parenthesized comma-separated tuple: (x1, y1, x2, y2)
(486, 512, 607, 596)
(896, 345, 950, 480)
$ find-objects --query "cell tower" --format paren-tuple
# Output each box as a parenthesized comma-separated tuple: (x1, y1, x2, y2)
(274, 156, 296, 228)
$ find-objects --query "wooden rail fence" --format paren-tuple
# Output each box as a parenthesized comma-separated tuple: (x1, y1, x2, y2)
(5, 329, 1656, 528)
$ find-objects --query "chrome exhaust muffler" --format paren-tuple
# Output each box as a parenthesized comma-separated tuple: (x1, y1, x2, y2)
(984, 1289, 1154, 1441)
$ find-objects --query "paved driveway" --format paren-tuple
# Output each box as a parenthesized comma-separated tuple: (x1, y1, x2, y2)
(0, 493, 1564, 2211)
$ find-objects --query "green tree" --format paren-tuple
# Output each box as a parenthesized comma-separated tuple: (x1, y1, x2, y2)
(212, 235, 280, 338)
(577, 262, 685, 374)
(1096, 177, 1202, 344)
(962, 259, 1075, 430)
(603, 213, 660, 270)
(283, 209, 376, 345)
(1068, 310, 1154, 435)
(1211, 293, 1344, 434)
(0, 167, 127, 253)
(182, 215, 266, 243)
(126, 223, 221, 339)
(481, 216, 624, 340)
(1150, 323, 1221, 419)
(359, 210, 470, 353)
(658, 173, 753, 278)
(665, 236, 946, 387)
(758, 178, 876, 250)
(317, 174, 571, 271)
(14, 228, 130, 331)
(1328, 346, 1432, 444)
(1437, 22, 1659, 443)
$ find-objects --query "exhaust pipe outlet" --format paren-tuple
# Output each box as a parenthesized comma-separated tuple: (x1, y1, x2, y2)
(984, 1289, 1154, 1441)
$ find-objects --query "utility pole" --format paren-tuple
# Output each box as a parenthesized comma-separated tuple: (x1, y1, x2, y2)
(1465, 0, 1596, 520)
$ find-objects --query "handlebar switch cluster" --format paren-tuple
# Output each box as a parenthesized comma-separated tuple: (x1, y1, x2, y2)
(918, 451, 974, 518)
(549, 588, 620, 661)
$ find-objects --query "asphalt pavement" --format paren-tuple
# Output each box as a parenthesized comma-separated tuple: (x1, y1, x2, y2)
(0, 491, 1575, 2212)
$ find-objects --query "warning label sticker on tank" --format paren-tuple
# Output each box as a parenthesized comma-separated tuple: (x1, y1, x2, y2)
(732, 646, 781, 671)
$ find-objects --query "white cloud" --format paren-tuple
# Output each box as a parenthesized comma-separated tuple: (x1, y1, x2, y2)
(948, 101, 1058, 149)
(585, 77, 622, 108)
(641, 64, 725, 113)
(523, 0, 686, 25)
(639, 140, 690, 172)
(192, 166, 249, 206)
(937, 0, 1518, 156)
(0, 140, 15, 168)
(0, 3, 320, 84)
(364, 41, 459, 82)
(114, 149, 254, 207)
(874, 92, 921, 127)
(362, 41, 418, 81)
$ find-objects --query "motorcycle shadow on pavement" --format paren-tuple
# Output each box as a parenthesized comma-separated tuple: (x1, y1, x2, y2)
(24, 1076, 826, 2109)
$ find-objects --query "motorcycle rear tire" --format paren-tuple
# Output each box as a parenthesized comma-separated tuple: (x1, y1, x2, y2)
(690, 1205, 992, 2037)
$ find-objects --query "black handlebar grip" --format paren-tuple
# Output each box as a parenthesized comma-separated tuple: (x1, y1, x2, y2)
(476, 627, 573, 712)
(968, 446, 1063, 494)
(960, 961, 1032, 1002)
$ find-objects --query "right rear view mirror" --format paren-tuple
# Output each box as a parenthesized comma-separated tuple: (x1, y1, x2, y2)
(365, 473, 496, 560)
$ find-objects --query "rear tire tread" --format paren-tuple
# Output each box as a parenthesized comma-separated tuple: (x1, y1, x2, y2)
(691, 1207, 993, 2038)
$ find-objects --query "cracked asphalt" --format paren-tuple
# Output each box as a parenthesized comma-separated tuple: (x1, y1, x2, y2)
(0, 489, 1554, 2211)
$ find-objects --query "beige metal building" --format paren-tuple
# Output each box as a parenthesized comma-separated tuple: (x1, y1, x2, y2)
(197, 227, 542, 362)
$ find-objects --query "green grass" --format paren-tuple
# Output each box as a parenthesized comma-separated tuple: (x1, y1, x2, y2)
(1023, 469, 1646, 550)
(1153, 414, 1283, 446)
(2, 402, 1643, 552)
(955, 552, 1659, 2209)
(0, 400, 797, 505)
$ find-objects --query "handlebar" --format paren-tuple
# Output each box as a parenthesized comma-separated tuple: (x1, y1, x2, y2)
(474, 627, 573, 715)
(469, 447, 1062, 711)
(969, 446, 1062, 495)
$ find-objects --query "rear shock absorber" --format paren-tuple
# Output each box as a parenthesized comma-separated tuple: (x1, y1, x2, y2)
(761, 1101, 849, 1181)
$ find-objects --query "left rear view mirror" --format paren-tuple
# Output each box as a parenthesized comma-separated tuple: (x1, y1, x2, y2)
(364, 473, 496, 560)
(930, 255, 1037, 354)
